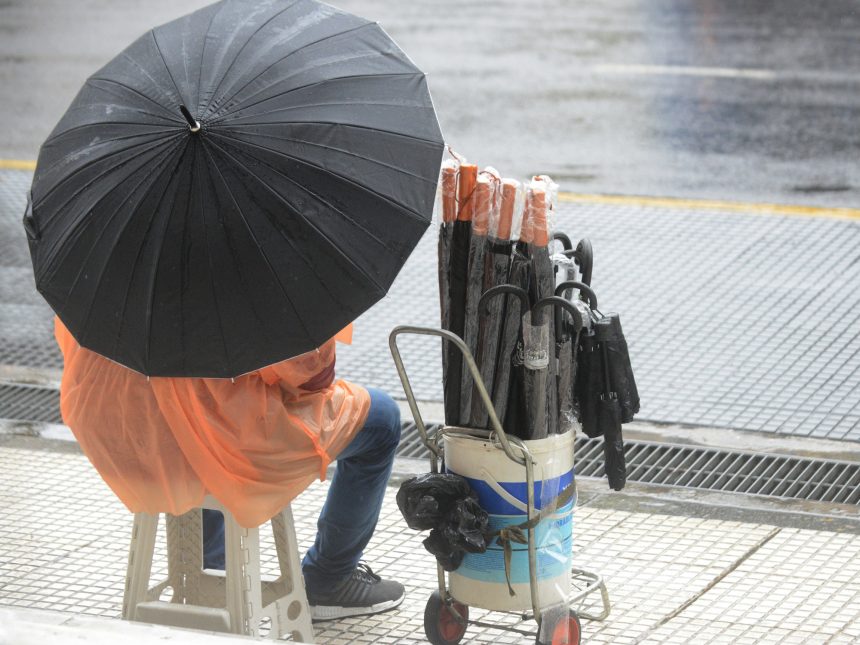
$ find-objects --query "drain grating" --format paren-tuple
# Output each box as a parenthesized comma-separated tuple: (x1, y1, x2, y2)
(397, 423, 860, 506)
(0, 383, 62, 424)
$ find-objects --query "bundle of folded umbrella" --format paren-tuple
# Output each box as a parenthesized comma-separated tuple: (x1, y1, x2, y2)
(436, 153, 640, 490)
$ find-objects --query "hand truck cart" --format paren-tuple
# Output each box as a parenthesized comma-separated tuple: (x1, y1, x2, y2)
(390, 326, 611, 645)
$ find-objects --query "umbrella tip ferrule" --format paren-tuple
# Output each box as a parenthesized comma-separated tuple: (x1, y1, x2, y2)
(179, 104, 201, 133)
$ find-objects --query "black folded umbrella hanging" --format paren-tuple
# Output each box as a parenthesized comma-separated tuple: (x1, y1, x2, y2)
(595, 313, 640, 423)
(24, 0, 444, 378)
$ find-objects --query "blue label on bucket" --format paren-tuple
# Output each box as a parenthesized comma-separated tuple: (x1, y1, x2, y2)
(459, 503, 574, 585)
(447, 468, 576, 586)
(452, 470, 574, 516)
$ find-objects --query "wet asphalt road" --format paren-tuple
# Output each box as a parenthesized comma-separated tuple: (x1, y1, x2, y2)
(1, 0, 859, 207)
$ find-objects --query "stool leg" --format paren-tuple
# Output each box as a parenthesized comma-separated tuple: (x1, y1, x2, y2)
(166, 508, 205, 605)
(123, 512, 158, 620)
(272, 507, 314, 643)
(225, 517, 264, 636)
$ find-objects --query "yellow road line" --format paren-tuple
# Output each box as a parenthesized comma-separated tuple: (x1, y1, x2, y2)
(558, 191, 860, 221)
(0, 159, 37, 171)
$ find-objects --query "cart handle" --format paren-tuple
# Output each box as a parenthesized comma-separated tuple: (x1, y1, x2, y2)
(388, 325, 527, 467)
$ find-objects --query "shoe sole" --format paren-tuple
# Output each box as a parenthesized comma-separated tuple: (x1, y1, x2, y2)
(310, 593, 405, 622)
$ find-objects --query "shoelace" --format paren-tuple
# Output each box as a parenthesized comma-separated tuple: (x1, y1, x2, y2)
(353, 562, 381, 585)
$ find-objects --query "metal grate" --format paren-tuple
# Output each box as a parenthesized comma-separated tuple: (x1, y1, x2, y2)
(0, 383, 62, 424)
(396, 423, 860, 506)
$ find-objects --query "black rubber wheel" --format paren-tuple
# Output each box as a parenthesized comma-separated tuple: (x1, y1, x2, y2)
(424, 590, 469, 645)
(536, 608, 582, 645)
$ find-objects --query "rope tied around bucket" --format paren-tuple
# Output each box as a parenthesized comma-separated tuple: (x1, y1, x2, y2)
(488, 479, 578, 596)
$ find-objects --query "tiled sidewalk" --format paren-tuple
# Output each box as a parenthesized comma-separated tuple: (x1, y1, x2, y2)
(1, 438, 859, 644)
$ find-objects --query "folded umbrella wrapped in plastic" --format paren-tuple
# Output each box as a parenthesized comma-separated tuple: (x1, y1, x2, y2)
(469, 178, 516, 428)
(460, 170, 498, 424)
(442, 162, 478, 424)
(438, 159, 459, 399)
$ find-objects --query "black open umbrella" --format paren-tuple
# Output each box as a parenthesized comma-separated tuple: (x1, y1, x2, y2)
(24, 0, 444, 377)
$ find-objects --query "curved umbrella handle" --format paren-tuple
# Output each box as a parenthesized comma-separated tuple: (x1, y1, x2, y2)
(555, 280, 598, 310)
(479, 284, 529, 317)
(576, 238, 593, 286)
(533, 296, 586, 334)
(552, 231, 573, 251)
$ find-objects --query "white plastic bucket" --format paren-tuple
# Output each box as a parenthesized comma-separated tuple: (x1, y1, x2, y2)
(444, 430, 575, 612)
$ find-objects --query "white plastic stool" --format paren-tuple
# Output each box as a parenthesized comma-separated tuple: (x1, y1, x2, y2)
(122, 495, 314, 642)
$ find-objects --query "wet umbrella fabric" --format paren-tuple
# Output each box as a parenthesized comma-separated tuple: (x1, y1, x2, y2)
(25, 0, 444, 378)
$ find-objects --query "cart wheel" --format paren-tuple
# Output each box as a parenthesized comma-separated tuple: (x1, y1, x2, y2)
(424, 590, 469, 645)
(537, 608, 582, 645)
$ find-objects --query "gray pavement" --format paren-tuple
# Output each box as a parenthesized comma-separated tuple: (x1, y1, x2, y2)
(4, 166, 860, 441)
(2, 0, 860, 207)
(2, 434, 860, 644)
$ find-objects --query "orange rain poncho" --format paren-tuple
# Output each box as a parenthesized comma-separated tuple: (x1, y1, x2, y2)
(55, 318, 370, 528)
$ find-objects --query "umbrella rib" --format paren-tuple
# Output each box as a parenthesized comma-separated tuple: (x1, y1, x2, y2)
(44, 122, 180, 149)
(201, 141, 316, 344)
(197, 0, 303, 119)
(213, 127, 436, 185)
(203, 21, 377, 120)
(193, 1, 219, 113)
(107, 138, 191, 363)
(208, 129, 428, 224)
(208, 71, 425, 126)
(85, 77, 184, 123)
(209, 131, 389, 252)
(150, 29, 191, 108)
(67, 140, 186, 343)
(37, 138, 182, 287)
(195, 145, 233, 371)
(206, 136, 387, 296)
(36, 134, 184, 233)
(217, 116, 441, 147)
(213, 98, 435, 127)
(142, 140, 194, 368)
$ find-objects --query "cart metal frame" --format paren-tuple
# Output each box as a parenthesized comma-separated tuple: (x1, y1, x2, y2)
(389, 325, 611, 643)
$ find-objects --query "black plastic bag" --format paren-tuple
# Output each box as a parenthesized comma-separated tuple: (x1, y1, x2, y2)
(396, 473, 473, 531)
(422, 497, 489, 572)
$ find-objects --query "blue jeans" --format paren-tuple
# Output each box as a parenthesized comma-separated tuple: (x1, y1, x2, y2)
(202, 387, 401, 592)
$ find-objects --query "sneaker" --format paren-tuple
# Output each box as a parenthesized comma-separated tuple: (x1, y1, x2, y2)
(306, 562, 405, 621)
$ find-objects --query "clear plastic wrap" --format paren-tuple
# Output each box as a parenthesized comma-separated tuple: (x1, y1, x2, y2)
(525, 179, 557, 437)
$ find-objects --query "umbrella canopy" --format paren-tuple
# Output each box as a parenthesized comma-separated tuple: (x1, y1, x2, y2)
(24, 0, 444, 377)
